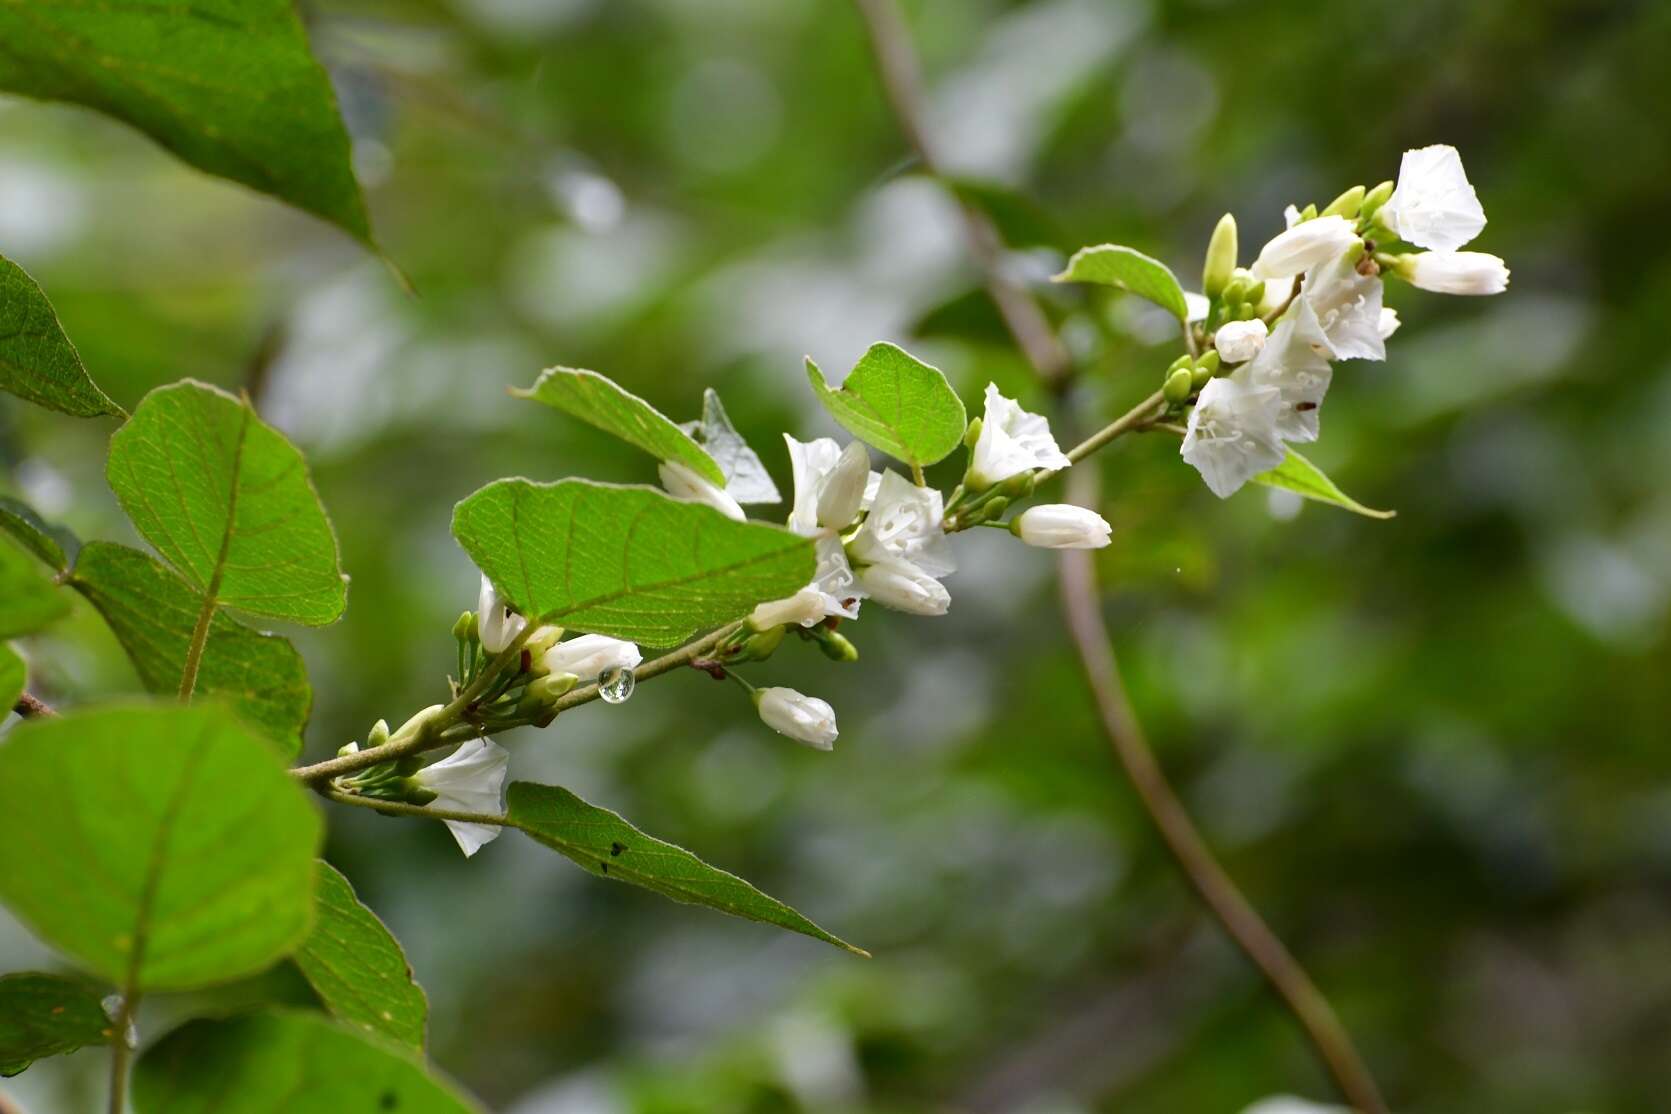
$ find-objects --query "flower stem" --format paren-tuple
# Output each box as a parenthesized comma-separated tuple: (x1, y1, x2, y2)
(1063, 389, 1169, 465)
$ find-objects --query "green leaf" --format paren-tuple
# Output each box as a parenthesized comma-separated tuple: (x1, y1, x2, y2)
(1, 643, 25, 712)
(513, 367, 725, 486)
(0, 495, 79, 572)
(805, 343, 967, 469)
(0, 972, 112, 1077)
(0, 2, 371, 246)
(293, 863, 428, 1050)
(0, 540, 68, 639)
(1253, 449, 1396, 520)
(452, 479, 814, 647)
(1053, 244, 1191, 321)
(0, 704, 322, 992)
(106, 381, 347, 626)
(133, 1012, 480, 1114)
(0, 254, 121, 418)
(683, 388, 781, 504)
(70, 542, 312, 756)
(506, 782, 867, 957)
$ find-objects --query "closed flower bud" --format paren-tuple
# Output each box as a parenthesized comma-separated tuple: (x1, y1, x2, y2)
(813, 627, 859, 662)
(962, 416, 982, 448)
(1393, 251, 1509, 295)
(1195, 350, 1221, 378)
(476, 575, 526, 654)
(541, 634, 643, 680)
(754, 686, 838, 750)
(1320, 185, 1365, 219)
(738, 625, 785, 661)
(1213, 318, 1269, 364)
(1251, 215, 1359, 280)
(1011, 504, 1113, 549)
(366, 719, 390, 748)
(749, 587, 828, 631)
(1203, 213, 1238, 298)
(1359, 179, 1395, 223)
(452, 610, 476, 642)
(658, 460, 746, 521)
(815, 440, 870, 530)
(856, 559, 951, 616)
(528, 672, 580, 703)
(1163, 366, 1195, 405)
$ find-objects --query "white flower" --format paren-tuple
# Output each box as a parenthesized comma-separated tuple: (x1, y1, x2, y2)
(967, 383, 1070, 489)
(1300, 248, 1386, 362)
(808, 535, 865, 621)
(477, 574, 526, 654)
(856, 558, 951, 616)
(1395, 250, 1510, 295)
(1378, 144, 1486, 251)
(1180, 375, 1286, 499)
(1241, 299, 1334, 443)
(749, 587, 828, 630)
(1240, 1097, 1350, 1114)
(415, 739, 509, 857)
(1378, 307, 1401, 339)
(658, 460, 746, 521)
(1250, 215, 1359, 280)
(847, 470, 955, 577)
(1213, 318, 1268, 363)
(1012, 505, 1112, 549)
(783, 435, 874, 536)
(755, 687, 838, 750)
(541, 634, 642, 680)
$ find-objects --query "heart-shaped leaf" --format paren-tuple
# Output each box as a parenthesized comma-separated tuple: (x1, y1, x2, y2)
(0, 704, 322, 992)
(293, 863, 428, 1050)
(514, 367, 725, 486)
(452, 479, 813, 647)
(106, 381, 346, 626)
(1254, 448, 1395, 519)
(805, 343, 966, 469)
(0, 254, 121, 417)
(1054, 244, 1190, 321)
(0, 2, 371, 245)
(507, 783, 866, 957)
(71, 542, 312, 755)
(0, 972, 112, 1077)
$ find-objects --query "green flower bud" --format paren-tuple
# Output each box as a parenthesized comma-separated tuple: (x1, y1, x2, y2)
(530, 673, 580, 703)
(1167, 353, 1192, 375)
(336, 741, 361, 758)
(1359, 179, 1395, 223)
(1195, 349, 1221, 376)
(397, 780, 439, 807)
(739, 624, 785, 661)
(452, 610, 477, 642)
(813, 627, 859, 663)
(1321, 185, 1365, 219)
(366, 719, 390, 748)
(963, 416, 982, 449)
(1299, 202, 1318, 222)
(1202, 213, 1238, 299)
(1163, 366, 1194, 405)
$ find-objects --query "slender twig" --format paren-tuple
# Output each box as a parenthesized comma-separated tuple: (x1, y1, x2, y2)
(849, 2, 1387, 1108)
(105, 993, 139, 1114)
(11, 692, 56, 718)
(1058, 468, 1386, 1113)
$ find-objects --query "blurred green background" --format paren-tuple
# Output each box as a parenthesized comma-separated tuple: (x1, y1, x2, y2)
(4, 0, 1670, 1111)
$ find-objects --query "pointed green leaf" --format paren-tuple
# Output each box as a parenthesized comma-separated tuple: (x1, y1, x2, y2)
(293, 863, 428, 1050)
(0, 972, 112, 1077)
(1, 644, 25, 712)
(1253, 449, 1395, 520)
(0, 495, 79, 572)
(0, 3, 371, 245)
(133, 1012, 480, 1114)
(452, 479, 814, 647)
(0, 254, 121, 417)
(514, 368, 725, 486)
(106, 381, 346, 626)
(0, 704, 322, 992)
(805, 343, 966, 468)
(506, 782, 866, 957)
(0, 540, 68, 639)
(683, 389, 781, 504)
(71, 542, 311, 756)
(1053, 244, 1190, 321)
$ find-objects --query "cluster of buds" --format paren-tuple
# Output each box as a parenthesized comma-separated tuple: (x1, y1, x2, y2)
(1176, 144, 1507, 497)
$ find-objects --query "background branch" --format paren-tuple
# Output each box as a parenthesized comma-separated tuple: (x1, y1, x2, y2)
(11, 692, 56, 718)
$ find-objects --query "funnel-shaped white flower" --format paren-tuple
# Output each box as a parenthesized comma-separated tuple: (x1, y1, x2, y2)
(1180, 376, 1286, 499)
(1250, 215, 1358, 281)
(1378, 144, 1486, 251)
(967, 383, 1070, 489)
(415, 739, 509, 857)
(1241, 299, 1335, 443)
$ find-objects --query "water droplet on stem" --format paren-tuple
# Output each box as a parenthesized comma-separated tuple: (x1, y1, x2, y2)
(598, 665, 635, 704)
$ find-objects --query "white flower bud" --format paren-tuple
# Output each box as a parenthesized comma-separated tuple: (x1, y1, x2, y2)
(748, 587, 828, 630)
(414, 739, 509, 857)
(1213, 318, 1269, 364)
(1250, 215, 1359, 280)
(541, 634, 643, 680)
(856, 558, 950, 616)
(658, 460, 746, 521)
(815, 440, 869, 530)
(754, 686, 838, 750)
(1378, 144, 1486, 251)
(1394, 251, 1509, 296)
(1011, 504, 1112, 549)
(476, 574, 526, 654)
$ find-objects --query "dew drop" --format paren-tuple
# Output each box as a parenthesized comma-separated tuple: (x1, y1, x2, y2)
(598, 665, 635, 704)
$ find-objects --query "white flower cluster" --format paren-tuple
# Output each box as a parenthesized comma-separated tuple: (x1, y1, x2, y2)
(1183, 144, 1508, 498)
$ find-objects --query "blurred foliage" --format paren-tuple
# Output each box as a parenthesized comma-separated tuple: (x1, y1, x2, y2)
(4, 0, 1670, 1112)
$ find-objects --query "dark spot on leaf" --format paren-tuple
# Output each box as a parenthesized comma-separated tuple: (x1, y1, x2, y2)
(380, 1091, 399, 1110)
(600, 861, 609, 874)
(610, 841, 626, 856)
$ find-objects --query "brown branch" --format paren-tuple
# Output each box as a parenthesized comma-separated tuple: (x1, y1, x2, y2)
(849, 2, 1387, 1108)
(12, 692, 56, 718)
